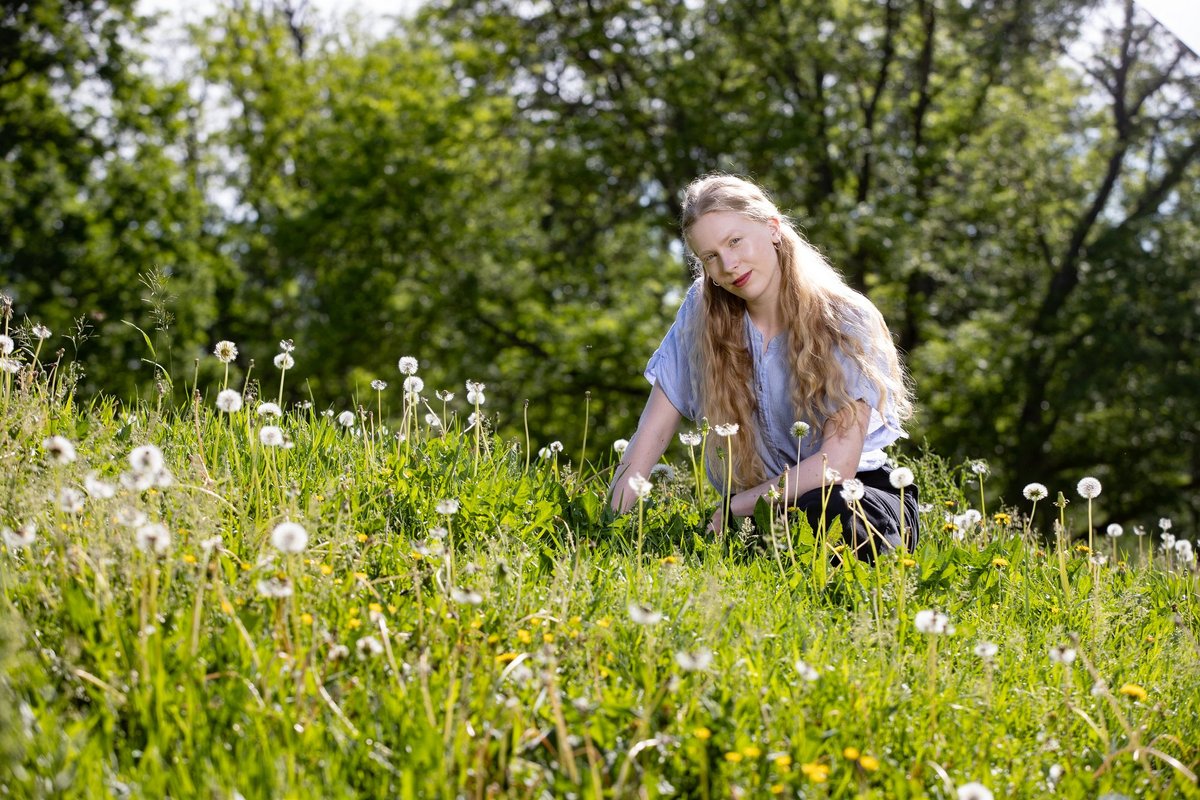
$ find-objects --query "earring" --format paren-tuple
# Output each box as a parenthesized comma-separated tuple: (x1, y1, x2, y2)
(711, 278, 721, 287)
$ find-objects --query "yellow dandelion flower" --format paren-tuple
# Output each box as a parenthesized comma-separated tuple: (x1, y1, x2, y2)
(182, 553, 197, 564)
(347, 618, 361, 630)
(774, 754, 792, 769)
(992, 557, 1009, 568)
(742, 745, 761, 758)
(842, 747, 860, 760)
(769, 785, 785, 795)
(596, 617, 611, 628)
(516, 629, 532, 644)
(487, 634, 500, 645)
(1119, 683, 1148, 702)
(599, 666, 610, 678)
(410, 551, 423, 560)
(660, 555, 679, 564)
(471, 618, 483, 629)
(724, 752, 743, 763)
(387, 604, 397, 613)
(529, 616, 541, 627)
(348, 606, 359, 616)
(240, 562, 251, 571)
(859, 754, 880, 771)
(357, 533, 369, 543)
(496, 652, 519, 663)
(368, 602, 383, 615)
(993, 512, 1011, 525)
(901, 557, 917, 567)
(543, 633, 554, 643)
(1075, 544, 1092, 554)
(319, 564, 333, 575)
(334, 578, 343, 585)
(354, 571, 368, 581)
(943, 522, 959, 533)
(943, 500, 955, 508)
(220, 599, 234, 614)
(300, 613, 314, 626)
(569, 615, 582, 626)
(694, 727, 712, 740)
(800, 762, 830, 782)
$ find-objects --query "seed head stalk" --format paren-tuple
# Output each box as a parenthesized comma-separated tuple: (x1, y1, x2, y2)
(523, 400, 531, 473)
(579, 391, 590, 477)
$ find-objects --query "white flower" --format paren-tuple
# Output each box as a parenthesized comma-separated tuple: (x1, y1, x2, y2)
(1089, 553, 1108, 566)
(628, 473, 653, 499)
(1048, 644, 1076, 665)
(650, 464, 675, 483)
(403, 376, 424, 395)
(1159, 517, 1172, 532)
(0, 356, 20, 374)
(428, 526, 448, 540)
(115, 507, 147, 527)
(135, 522, 171, 554)
(613, 438, 630, 454)
(2, 522, 36, 549)
(271, 521, 308, 553)
(628, 602, 663, 625)
(1023, 482, 1048, 501)
(889, 467, 914, 489)
(213, 340, 238, 363)
(713, 423, 739, 437)
(840, 478, 865, 503)
(259, 425, 285, 447)
(371, 379, 387, 391)
(914, 609, 952, 635)
(128, 444, 165, 476)
(1133, 525, 1146, 537)
(466, 380, 486, 405)
(678, 431, 701, 447)
(962, 509, 982, 528)
(0, 334, 12, 355)
(337, 410, 356, 427)
(44, 435, 77, 465)
(216, 389, 243, 413)
(256, 402, 282, 417)
(58, 487, 85, 514)
(1161, 533, 1176, 550)
(199, 536, 223, 554)
(824, 467, 842, 483)
(674, 648, 713, 672)
(278, 339, 295, 353)
(32, 324, 51, 340)
(1076, 477, 1102, 499)
(435, 389, 455, 402)
(956, 783, 994, 800)
(436, 499, 460, 515)
(974, 641, 998, 660)
(467, 412, 484, 427)
(327, 643, 350, 662)
(794, 659, 820, 682)
(256, 576, 293, 598)
(424, 413, 442, 428)
(84, 473, 116, 499)
(356, 636, 384, 658)
(1106, 523, 1123, 538)
(791, 420, 811, 438)
(969, 460, 989, 476)
(548, 441, 564, 453)
(538, 447, 553, 459)
(1175, 540, 1195, 563)
(273, 353, 294, 370)
(450, 587, 484, 605)
(397, 356, 419, 375)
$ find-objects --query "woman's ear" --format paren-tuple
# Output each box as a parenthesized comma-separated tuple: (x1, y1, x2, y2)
(769, 218, 782, 244)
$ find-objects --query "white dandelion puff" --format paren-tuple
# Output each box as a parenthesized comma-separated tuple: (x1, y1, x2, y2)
(1048, 644, 1076, 665)
(0, 356, 20, 374)
(466, 380, 486, 405)
(1159, 517, 1172, 532)
(278, 339, 295, 353)
(424, 413, 442, 428)
(674, 648, 713, 672)
(840, 478, 865, 503)
(713, 423, 739, 437)
(32, 324, 51, 340)
(115, 507, 147, 527)
(969, 460, 990, 476)
(216, 389, 243, 413)
(824, 467, 842, 483)
(256, 402, 282, 417)
(271, 521, 308, 553)
(436, 499, 460, 515)
(914, 609, 952, 635)
(84, 473, 116, 499)
(403, 376, 424, 395)
(135, 523, 171, 555)
(613, 438, 630, 454)
(889, 467, 914, 489)
(956, 783, 994, 800)
(273, 352, 294, 370)
(0, 334, 12, 355)
(256, 576, 293, 598)
(213, 340, 238, 363)
(336, 411, 356, 427)
(1106, 523, 1123, 538)
(57, 487, 85, 514)
(371, 379, 387, 391)
(791, 420, 811, 438)
(43, 435, 77, 465)
(1176, 539, 1195, 563)
(974, 641, 998, 660)
(450, 587, 484, 605)
(397, 356, 418, 375)
(628, 602, 663, 625)
(127, 444, 165, 476)
(628, 473, 653, 499)
(794, 659, 820, 682)
(259, 425, 285, 447)
(2, 522, 36, 549)
(650, 464, 676, 483)
(678, 431, 701, 447)
(1076, 477, 1102, 499)
(1023, 483, 1048, 501)
(356, 636, 384, 659)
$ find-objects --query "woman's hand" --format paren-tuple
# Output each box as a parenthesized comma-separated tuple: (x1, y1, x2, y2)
(707, 506, 724, 535)
(608, 385, 682, 513)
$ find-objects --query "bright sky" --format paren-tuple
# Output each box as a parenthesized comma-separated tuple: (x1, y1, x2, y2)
(1134, 0, 1200, 55)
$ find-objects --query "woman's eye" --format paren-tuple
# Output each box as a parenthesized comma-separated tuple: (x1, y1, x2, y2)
(729, 238, 741, 247)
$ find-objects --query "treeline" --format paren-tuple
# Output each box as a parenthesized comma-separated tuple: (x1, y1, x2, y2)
(1, 0, 1197, 525)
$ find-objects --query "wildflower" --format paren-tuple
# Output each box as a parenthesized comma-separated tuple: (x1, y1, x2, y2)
(32, 324, 51, 340)
(794, 659, 820, 682)
(974, 641, 999, 660)
(277, 338, 294, 353)
(256, 402, 282, 417)
(84, 473, 116, 499)
(259, 426, 285, 447)
(0, 334, 11, 355)
(791, 420, 811, 438)
(1091, 679, 1108, 697)
(115, 507, 147, 527)
(465, 380, 486, 405)
(800, 762, 830, 782)
(436, 499, 460, 515)
(1160, 533, 1176, 551)
(1159, 517, 1172, 532)
(713, 423, 739, 437)
(823, 467, 842, 483)
(397, 356, 418, 375)
(723, 752, 743, 763)
(369, 379, 387, 392)
(901, 557, 917, 567)
(2, 522, 36, 549)
(356, 636, 384, 659)
(1106, 523, 1123, 538)
(1133, 525, 1146, 537)
(674, 647, 713, 672)
(428, 526, 448, 540)
(273, 353, 294, 370)
(42, 435, 77, 465)
(650, 463, 675, 483)
(256, 576, 293, 598)
(1048, 644, 1076, 665)
(57, 487, 85, 514)
(0, 357, 20, 374)
(199, 536, 223, 554)
(991, 557, 1009, 568)
(435, 389, 454, 402)
(961, 509, 982, 528)
(914, 609, 952, 635)
(956, 783, 994, 800)
(1118, 683, 1148, 702)
(628, 473, 653, 499)
(1023, 483, 1048, 501)
(213, 340, 238, 362)
(1076, 477, 1102, 499)
(135, 523, 171, 554)
(858, 754, 880, 771)
(128, 444, 164, 476)
(679, 432, 702, 447)
(1175, 539, 1195, 563)
(890, 467, 914, 489)
(403, 376, 424, 395)
(993, 512, 1011, 525)
(627, 602, 663, 625)
(840, 478, 865, 503)
(969, 460, 989, 476)
(451, 587, 484, 605)
(693, 727, 712, 740)
(216, 389, 243, 413)
(336, 411, 356, 427)
(613, 438, 629, 454)
(270, 521, 308, 553)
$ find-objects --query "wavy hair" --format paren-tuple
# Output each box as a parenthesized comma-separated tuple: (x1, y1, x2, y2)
(680, 174, 914, 490)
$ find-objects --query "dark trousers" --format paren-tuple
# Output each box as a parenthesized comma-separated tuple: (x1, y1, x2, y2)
(793, 465, 920, 563)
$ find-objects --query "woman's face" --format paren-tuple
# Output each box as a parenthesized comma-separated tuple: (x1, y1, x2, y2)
(689, 211, 782, 308)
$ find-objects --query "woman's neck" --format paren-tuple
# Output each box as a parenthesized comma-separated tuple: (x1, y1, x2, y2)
(747, 296, 783, 343)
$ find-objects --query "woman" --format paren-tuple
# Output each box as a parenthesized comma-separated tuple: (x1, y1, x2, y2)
(609, 174, 918, 561)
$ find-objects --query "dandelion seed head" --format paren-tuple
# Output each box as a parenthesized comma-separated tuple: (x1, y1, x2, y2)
(794, 659, 820, 682)
(128, 444, 165, 476)
(32, 324, 51, 340)
(465, 380, 486, 405)
(370, 379, 387, 391)
(678, 431, 702, 447)
(57, 487, 85, 514)
(1106, 523, 1123, 538)
(43, 435, 77, 465)
(650, 464, 676, 483)
(356, 636, 384, 658)
(973, 641, 998, 660)
(424, 413, 442, 428)
(0, 356, 20, 374)
(1048, 644, 1076, 665)
(2, 522, 36, 549)
(336, 410, 356, 427)
(397, 356, 418, 375)
(914, 609, 952, 635)
(969, 460, 990, 477)
(1175, 539, 1194, 563)
(1132, 525, 1146, 537)
(428, 526, 448, 540)
(200, 535, 223, 554)
(613, 438, 630, 454)
(273, 353, 294, 370)
(213, 340, 238, 363)
(1159, 517, 1172, 532)
(278, 339, 295, 353)
(627, 602, 663, 625)
(628, 473, 653, 499)
(1161, 533, 1176, 550)
(0, 334, 12, 355)
(257, 576, 293, 598)
(403, 376, 424, 395)
(840, 478, 865, 503)
(450, 587, 484, 605)
(823, 467, 842, 483)
(256, 402, 282, 418)
(436, 499, 460, 516)
(327, 643, 350, 662)
(674, 648, 713, 672)
(1023, 482, 1048, 501)
(115, 507, 147, 527)
(889, 467, 914, 489)
(135, 522, 171, 555)
(84, 472, 116, 499)
(259, 425, 285, 447)
(956, 783, 994, 800)
(435, 389, 454, 402)
(791, 421, 811, 438)
(216, 389, 243, 413)
(713, 423, 739, 437)
(1076, 477, 1102, 499)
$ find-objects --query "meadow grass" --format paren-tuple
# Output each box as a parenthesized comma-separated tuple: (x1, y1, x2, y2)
(0, 349, 1198, 799)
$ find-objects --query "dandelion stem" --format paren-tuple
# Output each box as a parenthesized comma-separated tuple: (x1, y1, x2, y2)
(579, 390, 590, 477)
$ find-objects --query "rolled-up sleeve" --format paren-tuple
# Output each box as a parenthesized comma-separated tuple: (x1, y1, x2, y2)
(645, 282, 700, 420)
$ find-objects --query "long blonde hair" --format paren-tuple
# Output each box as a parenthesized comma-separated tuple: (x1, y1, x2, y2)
(680, 174, 914, 490)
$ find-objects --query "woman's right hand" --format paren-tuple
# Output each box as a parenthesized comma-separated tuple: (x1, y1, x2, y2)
(608, 384, 682, 513)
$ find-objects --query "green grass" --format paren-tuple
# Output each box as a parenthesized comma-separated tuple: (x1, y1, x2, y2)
(0, 358, 1198, 800)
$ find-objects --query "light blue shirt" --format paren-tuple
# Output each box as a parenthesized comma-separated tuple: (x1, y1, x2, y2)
(645, 280, 905, 487)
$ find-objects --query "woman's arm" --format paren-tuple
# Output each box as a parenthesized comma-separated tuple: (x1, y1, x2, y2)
(710, 400, 870, 529)
(609, 384, 683, 513)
